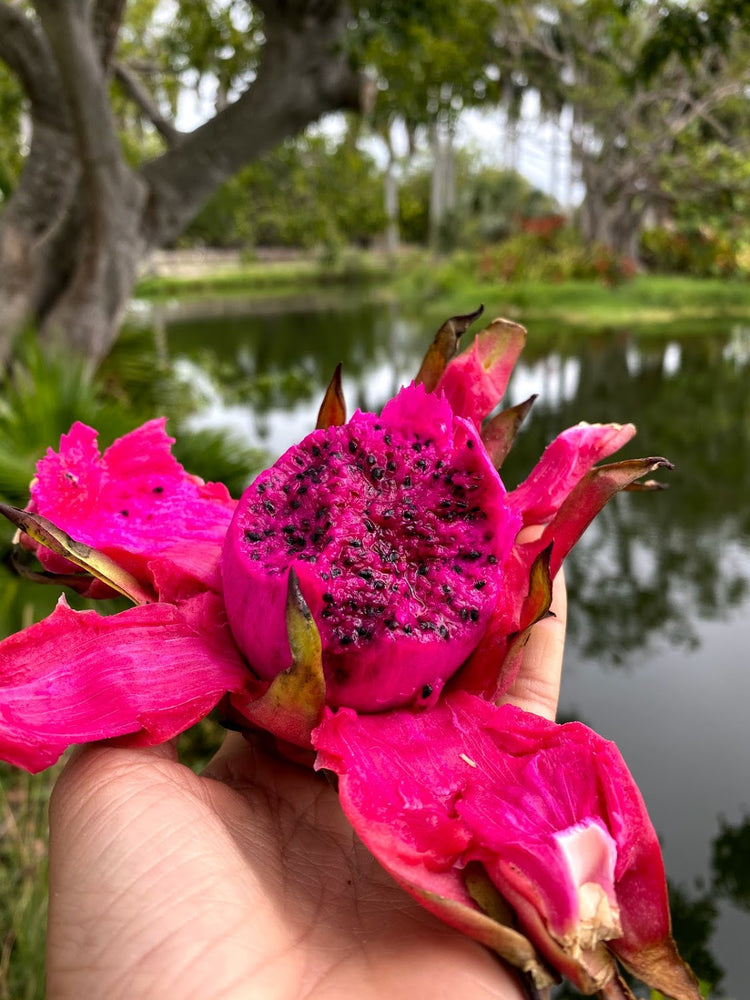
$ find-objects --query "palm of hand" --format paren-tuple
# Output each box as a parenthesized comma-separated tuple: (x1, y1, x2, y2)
(47, 564, 564, 1000)
(47, 738, 518, 1000)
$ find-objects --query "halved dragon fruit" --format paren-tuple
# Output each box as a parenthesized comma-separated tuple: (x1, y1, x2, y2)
(222, 384, 522, 711)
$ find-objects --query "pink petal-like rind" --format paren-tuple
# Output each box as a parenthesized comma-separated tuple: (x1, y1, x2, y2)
(507, 422, 636, 525)
(465, 454, 671, 701)
(28, 419, 236, 597)
(435, 318, 526, 428)
(313, 693, 698, 998)
(535, 456, 674, 578)
(0, 594, 249, 772)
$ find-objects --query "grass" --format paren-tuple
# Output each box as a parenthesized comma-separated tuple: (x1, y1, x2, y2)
(136, 247, 750, 333)
(0, 764, 61, 1000)
(395, 263, 750, 332)
(505, 276, 750, 328)
(135, 250, 392, 301)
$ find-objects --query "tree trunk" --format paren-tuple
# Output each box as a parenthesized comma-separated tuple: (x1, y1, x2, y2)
(0, 3, 79, 366)
(576, 151, 645, 262)
(0, 0, 362, 371)
(0, 123, 79, 367)
(428, 120, 456, 252)
(384, 157, 400, 258)
(381, 123, 401, 259)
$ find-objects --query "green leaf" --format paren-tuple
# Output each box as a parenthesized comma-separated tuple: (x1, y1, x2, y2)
(242, 570, 326, 746)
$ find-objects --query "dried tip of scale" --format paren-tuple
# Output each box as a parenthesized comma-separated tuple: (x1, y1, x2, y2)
(622, 457, 674, 492)
(481, 393, 538, 470)
(414, 304, 485, 392)
(9, 549, 92, 592)
(316, 362, 347, 429)
(623, 479, 669, 492)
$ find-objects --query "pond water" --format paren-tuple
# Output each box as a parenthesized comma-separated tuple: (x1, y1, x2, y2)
(10, 293, 750, 996)
(151, 296, 749, 997)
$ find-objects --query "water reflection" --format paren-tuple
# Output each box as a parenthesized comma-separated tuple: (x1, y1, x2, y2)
(157, 308, 750, 670)
(150, 299, 423, 457)
(713, 812, 750, 913)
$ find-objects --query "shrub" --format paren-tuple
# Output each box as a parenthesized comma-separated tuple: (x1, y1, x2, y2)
(478, 228, 636, 286)
(640, 226, 739, 277)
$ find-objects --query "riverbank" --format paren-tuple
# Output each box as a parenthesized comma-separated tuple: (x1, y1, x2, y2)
(137, 248, 391, 299)
(413, 275, 750, 335)
(136, 249, 750, 332)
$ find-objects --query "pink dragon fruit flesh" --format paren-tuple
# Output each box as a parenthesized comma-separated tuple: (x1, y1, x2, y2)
(222, 384, 522, 712)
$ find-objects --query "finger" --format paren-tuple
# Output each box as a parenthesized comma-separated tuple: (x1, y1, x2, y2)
(500, 565, 567, 721)
(202, 726, 318, 785)
(60, 738, 180, 793)
(207, 729, 251, 762)
(51, 739, 180, 815)
(498, 523, 567, 721)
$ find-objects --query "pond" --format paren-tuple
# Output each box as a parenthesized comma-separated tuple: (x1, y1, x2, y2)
(10, 293, 750, 996)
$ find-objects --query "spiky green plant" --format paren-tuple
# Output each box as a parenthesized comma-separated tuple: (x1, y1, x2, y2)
(0, 332, 268, 507)
(0, 340, 142, 506)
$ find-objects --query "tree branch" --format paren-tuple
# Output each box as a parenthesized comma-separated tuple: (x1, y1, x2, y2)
(114, 60, 182, 147)
(93, 0, 127, 67)
(140, 0, 363, 245)
(0, 2, 67, 123)
(34, 0, 133, 201)
(666, 80, 747, 139)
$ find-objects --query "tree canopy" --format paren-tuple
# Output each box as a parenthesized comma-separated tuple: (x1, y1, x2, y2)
(492, 0, 750, 258)
(0, 0, 364, 367)
(1, 0, 750, 367)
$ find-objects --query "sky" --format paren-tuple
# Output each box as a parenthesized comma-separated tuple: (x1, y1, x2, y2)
(176, 76, 584, 210)
(458, 97, 585, 208)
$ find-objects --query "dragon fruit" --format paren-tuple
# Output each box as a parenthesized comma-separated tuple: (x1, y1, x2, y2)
(222, 384, 521, 711)
(0, 307, 700, 998)
(221, 313, 665, 721)
(0, 308, 671, 761)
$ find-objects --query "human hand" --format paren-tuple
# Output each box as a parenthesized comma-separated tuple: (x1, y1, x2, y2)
(46, 572, 566, 1000)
